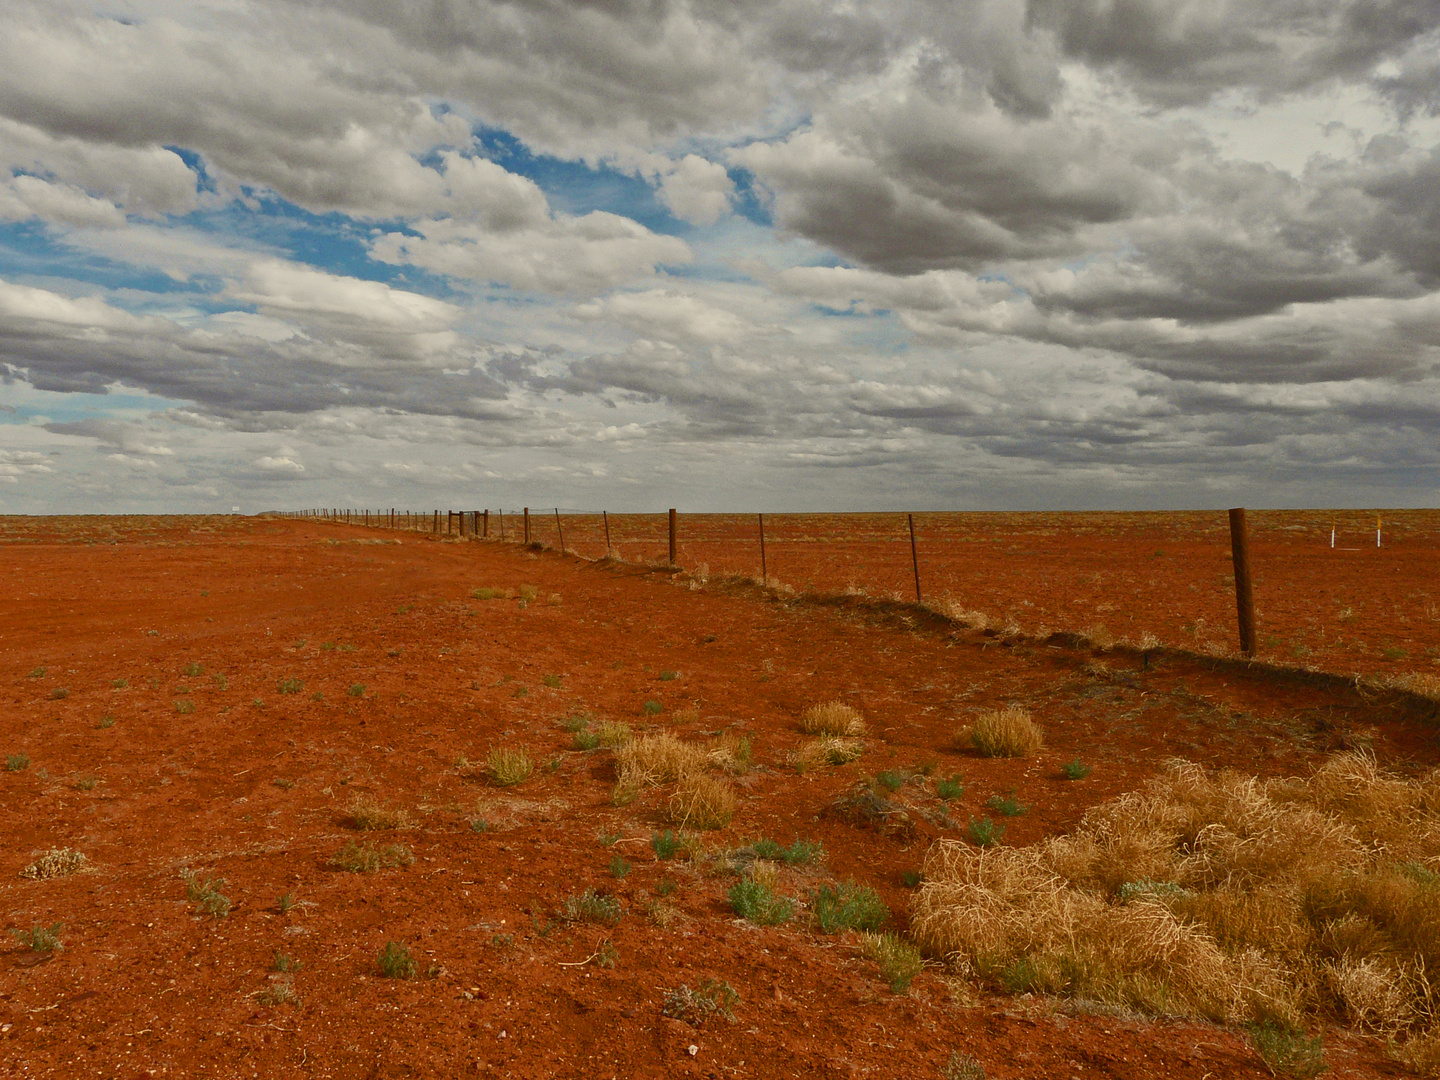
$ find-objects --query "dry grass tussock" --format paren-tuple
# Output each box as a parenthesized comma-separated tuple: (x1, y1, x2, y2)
(800, 700, 865, 737)
(957, 706, 1043, 758)
(912, 752, 1440, 1064)
(668, 773, 736, 830)
(791, 736, 865, 773)
(938, 599, 990, 630)
(1378, 672, 1440, 701)
(20, 848, 87, 880)
(346, 795, 412, 830)
(615, 732, 708, 788)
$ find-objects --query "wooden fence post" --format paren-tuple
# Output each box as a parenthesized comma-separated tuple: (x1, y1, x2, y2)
(1229, 508, 1257, 657)
(908, 513, 922, 604)
(483, 509, 489, 538)
(523, 507, 530, 544)
(603, 511, 611, 555)
(554, 508, 565, 553)
(499, 508, 504, 540)
(669, 508, 677, 566)
(758, 513, 767, 585)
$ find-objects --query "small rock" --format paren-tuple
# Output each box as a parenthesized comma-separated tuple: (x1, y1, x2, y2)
(687, 1045, 699, 1057)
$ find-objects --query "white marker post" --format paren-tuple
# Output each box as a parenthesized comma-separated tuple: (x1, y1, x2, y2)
(1377, 516, 1382, 548)
(1330, 524, 1335, 548)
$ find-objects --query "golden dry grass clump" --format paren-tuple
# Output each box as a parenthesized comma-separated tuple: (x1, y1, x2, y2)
(615, 732, 708, 789)
(346, 795, 412, 831)
(668, 773, 736, 830)
(911, 752, 1440, 1065)
(19, 848, 87, 880)
(791, 736, 865, 773)
(800, 700, 865, 737)
(957, 706, 1043, 758)
(485, 746, 533, 787)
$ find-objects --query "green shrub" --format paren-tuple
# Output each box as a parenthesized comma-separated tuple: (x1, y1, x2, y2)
(348, 684, 365, 697)
(966, 816, 1004, 847)
(276, 677, 304, 694)
(642, 700, 663, 716)
(1061, 759, 1092, 780)
(329, 840, 414, 873)
(860, 932, 923, 992)
(182, 662, 204, 677)
(811, 881, 889, 933)
(985, 793, 1027, 817)
(6, 752, 30, 772)
(749, 838, 824, 866)
(609, 855, 631, 880)
(875, 769, 905, 793)
(181, 870, 231, 918)
(1248, 1022, 1327, 1078)
(49, 687, 68, 700)
(728, 877, 793, 926)
(561, 889, 623, 926)
(662, 979, 740, 1024)
(11, 922, 63, 953)
(378, 940, 417, 979)
(935, 775, 965, 800)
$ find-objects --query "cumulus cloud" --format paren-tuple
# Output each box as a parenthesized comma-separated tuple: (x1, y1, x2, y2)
(656, 154, 735, 225)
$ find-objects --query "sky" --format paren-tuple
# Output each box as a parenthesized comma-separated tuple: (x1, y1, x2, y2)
(2, 0, 1439, 514)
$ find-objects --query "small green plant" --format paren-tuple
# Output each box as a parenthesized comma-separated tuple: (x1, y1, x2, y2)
(542, 674, 562, 688)
(1382, 647, 1407, 661)
(561, 890, 623, 926)
(19, 848, 86, 879)
(321, 641, 337, 651)
(875, 769, 905, 793)
(935, 774, 965, 800)
(662, 979, 740, 1024)
(642, 700, 663, 715)
(749, 838, 824, 866)
(943, 1051, 987, 1080)
(11, 922, 63, 953)
(470, 818, 492, 833)
(472, 587, 500, 600)
(1248, 1021, 1327, 1078)
(561, 712, 593, 733)
(72, 775, 98, 791)
(175, 699, 195, 714)
(485, 746, 532, 786)
(999, 955, 1041, 993)
(7, 752, 30, 772)
(860, 931, 923, 991)
(574, 730, 601, 751)
(329, 840, 414, 873)
(182, 662, 204, 677)
(728, 876, 793, 926)
(49, 687, 69, 700)
(598, 830, 621, 847)
(276, 677, 304, 695)
(28, 666, 46, 679)
(181, 870, 232, 918)
(658, 670, 679, 681)
(1061, 759, 1092, 780)
(277, 892, 297, 913)
(609, 854, 631, 880)
(519, 584, 540, 602)
(273, 950, 303, 973)
(985, 792, 1027, 817)
(110, 678, 127, 688)
(811, 881, 889, 933)
(900, 869, 923, 888)
(652, 830, 693, 860)
(96, 714, 115, 729)
(210, 673, 228, 690)
(310, 691, 324, 701)
(512, 685, 529, 698)
(348, 684, 365, 697)
(378, 940, 417, 979)
(967, 816, 1004, 847)
(256, 980, 299, 1006)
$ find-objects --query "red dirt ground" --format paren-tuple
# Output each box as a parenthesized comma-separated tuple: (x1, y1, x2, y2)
(3, 514, 1437, 1079)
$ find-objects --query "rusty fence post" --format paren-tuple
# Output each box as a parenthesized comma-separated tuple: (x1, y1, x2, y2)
(1229, 507, 1257, 657)
(758, 513, 767, 585)
(908, 513, 922, 604)
(523, 507, 531, 544)
(483, 509, 489, 538)
(603, 511, 611, 556)
(554, 508, 565, 553)
(669, 508, 677, 566)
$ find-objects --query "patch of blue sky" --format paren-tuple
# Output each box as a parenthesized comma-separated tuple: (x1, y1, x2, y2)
(162, 146, 220, 194)
(725, 167, 773, 228)
(0, 221, 194, 296)
(1, 387, 190, 425)
(473, 126, 680, 234)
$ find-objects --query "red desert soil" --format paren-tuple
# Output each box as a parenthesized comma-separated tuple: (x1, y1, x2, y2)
(3, 514, 1437, 1079)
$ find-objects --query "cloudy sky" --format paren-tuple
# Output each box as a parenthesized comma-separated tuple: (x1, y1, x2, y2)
(2, 0, 1439, 513)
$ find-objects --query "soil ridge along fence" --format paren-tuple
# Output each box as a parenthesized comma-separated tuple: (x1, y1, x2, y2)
(277, 505, 1440, 694)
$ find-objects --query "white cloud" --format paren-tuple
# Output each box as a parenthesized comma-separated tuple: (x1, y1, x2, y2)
(657, 154, 735, 225)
